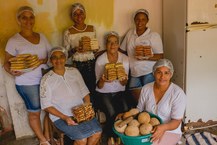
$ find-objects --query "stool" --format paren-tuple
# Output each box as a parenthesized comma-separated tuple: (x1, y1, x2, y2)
(48, 118, 64, 145)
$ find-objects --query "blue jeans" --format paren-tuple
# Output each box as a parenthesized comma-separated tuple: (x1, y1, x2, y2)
(129, 73, 155, 90)
(15, 84, 41, 112)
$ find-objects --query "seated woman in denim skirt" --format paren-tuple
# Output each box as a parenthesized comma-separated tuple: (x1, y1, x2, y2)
(40, 46, 102, 145)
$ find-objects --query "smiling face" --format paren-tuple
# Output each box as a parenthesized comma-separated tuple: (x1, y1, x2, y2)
(106, 35, 119, 55)
(154, 66, 172, 86)
(18, 11, 35, 30)
(134, 12, 149, 32)
(72, 9, 86, 25)
(50, 51, 66, 70)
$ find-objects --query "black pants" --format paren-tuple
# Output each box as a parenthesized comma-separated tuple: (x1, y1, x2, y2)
(74, 60, 97, 106)
(96, 91, 128, 137)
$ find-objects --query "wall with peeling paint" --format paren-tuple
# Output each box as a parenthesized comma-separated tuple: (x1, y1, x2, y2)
(0, 0, 162, 138)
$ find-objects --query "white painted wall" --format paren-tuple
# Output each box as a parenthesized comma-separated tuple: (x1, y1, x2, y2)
(0, 60, 12, 127)
(187, 0, 217, 24)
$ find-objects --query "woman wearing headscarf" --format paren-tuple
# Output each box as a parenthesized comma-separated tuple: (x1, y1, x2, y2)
(95, 31, 129, 143)
(63, 3, 97, 106)
(137, 59, 186, 145)
(3, 6, 51, 145)
(40, 46, 102, 145)
(120, 9, 164, 104)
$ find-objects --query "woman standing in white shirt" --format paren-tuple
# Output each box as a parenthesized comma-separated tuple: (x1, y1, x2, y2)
(120, 9, 164, 103)
(63, 3, 97, 106)
(3, 6, 51, 145)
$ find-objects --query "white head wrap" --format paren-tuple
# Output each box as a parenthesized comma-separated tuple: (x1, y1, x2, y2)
(48, 46, 68, 66)
(134, 9, 149, 20)
(16, 6, 35, 19)
(71, 3, 85, 15)
(105, 31, 120, 44)
(16, 6, 35, 25)
(153, 59, 174, 75)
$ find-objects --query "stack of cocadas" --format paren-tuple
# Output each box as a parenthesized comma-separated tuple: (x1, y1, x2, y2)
(105, 63, 127, 81)
(72, 103, 95, 123)
(135, 46, 153, 59)
(79, 36, 99, 51)
(9, 54, 41, 71)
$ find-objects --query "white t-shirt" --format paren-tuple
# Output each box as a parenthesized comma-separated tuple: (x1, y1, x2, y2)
(63, 26, 96, 62)
(120, 28, 163, 77)
(5, 33, 51, 85)
(40, 67, 90, 122)
(95, 52, 129, 93)
(137, 82, 186, 134)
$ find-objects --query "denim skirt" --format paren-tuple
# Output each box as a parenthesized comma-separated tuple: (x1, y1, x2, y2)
(54, 118, 102, 140)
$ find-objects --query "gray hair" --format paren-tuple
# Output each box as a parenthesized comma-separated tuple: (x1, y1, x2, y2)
(153, 59, 174, 75)
(48, 46, 68, 66)
(71, 3, 85, 16)
(134, 9, 149, 20)
(105, 31, 120, 44)
(16, 6, 35, 19)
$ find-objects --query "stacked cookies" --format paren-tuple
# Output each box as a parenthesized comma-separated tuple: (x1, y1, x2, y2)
(90, 38, 99, 51)
(105, 63, 117, 81)
(79, 36, 99, 51)
(135, 46, 153, 59)
(115, 63, 127, 81)
(105, 63, 127, 81)
(80, 36, 91, 51)
(72, 103, 95, 123)
(9, 54, 41, 71)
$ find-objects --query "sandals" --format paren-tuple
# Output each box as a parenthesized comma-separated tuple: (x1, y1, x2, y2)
(39, 141, 51, 145)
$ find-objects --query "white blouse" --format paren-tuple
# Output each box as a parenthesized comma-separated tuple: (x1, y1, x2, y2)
(40, 67, 90, 122)
(95, 52, 129, 93)
(5, 33, 51, 85)
(120, 28, 163, 77)
(63, 27, 96, 62)
(137, 82, 187, 134)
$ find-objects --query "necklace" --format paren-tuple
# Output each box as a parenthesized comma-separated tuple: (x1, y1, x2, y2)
(72, 25, 87, 32)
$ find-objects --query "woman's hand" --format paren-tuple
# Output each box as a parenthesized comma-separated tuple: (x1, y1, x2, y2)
(75, 46, 85, 53)
(115, 113, 124, 120)
(10, 70, 24, 76)
(64, 116, 78, 126)
(39, 58, 47, 64)
(151, 124, 166, 143)
(101, 74, 113, 83)
(119, 76, 128, 86)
